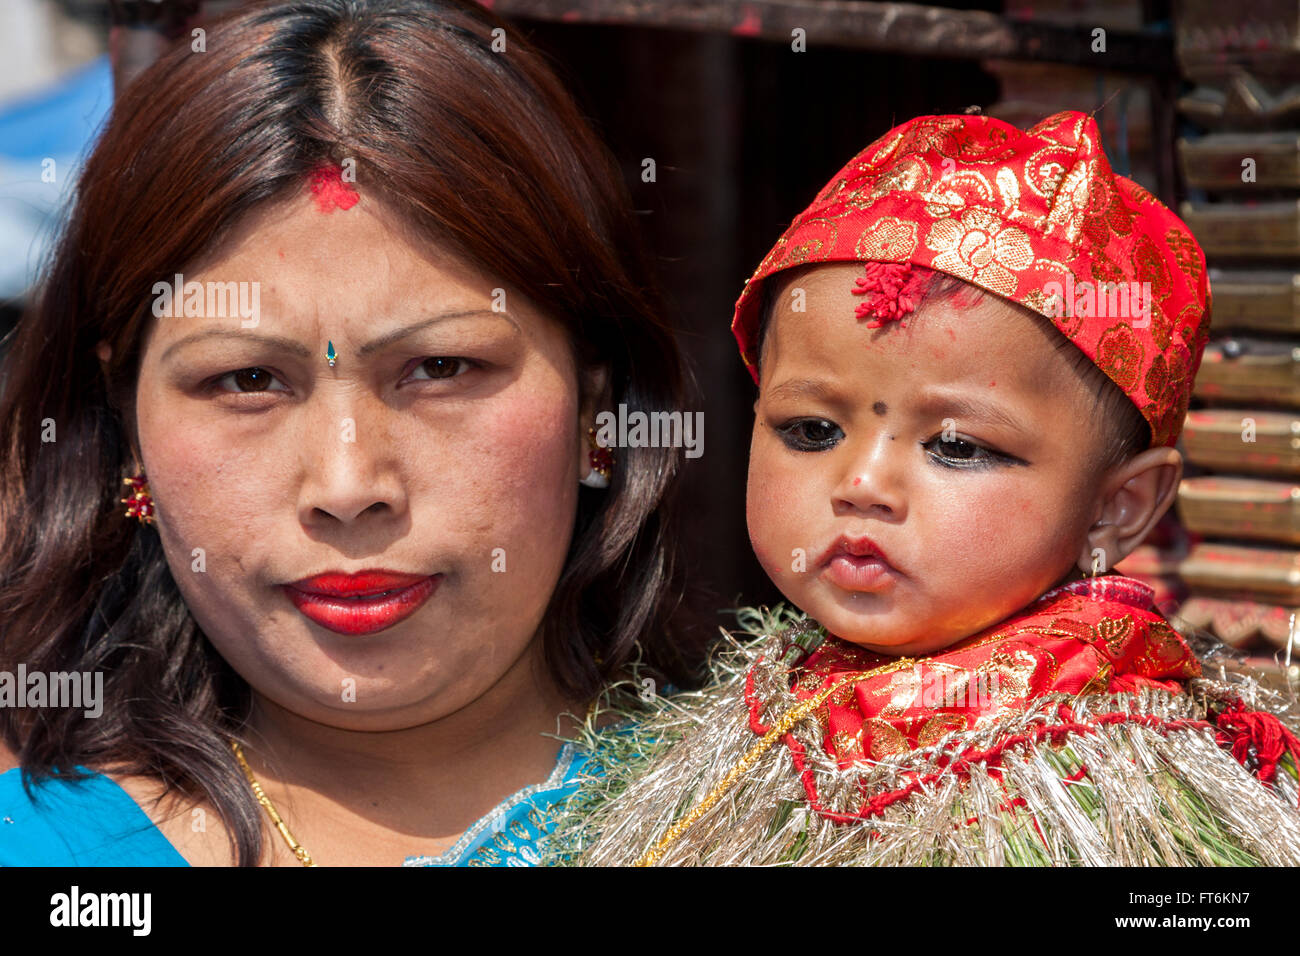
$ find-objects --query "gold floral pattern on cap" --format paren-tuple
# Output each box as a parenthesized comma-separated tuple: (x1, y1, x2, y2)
(730, 111, 1212, 449)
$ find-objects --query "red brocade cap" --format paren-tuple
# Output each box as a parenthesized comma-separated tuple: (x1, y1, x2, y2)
(731, 111, 1212, 449)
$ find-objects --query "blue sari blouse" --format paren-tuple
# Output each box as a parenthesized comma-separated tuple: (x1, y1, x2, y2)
(0, 740, 592, 867)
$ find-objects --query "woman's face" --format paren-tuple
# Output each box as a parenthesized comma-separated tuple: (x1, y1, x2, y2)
(131, 195, 588, 729)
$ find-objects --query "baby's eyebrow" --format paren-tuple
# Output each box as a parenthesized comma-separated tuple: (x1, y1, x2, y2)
(766, 377, 837, 403)
(913, 389, 1034, 437)
(765, 378, 1037, 438)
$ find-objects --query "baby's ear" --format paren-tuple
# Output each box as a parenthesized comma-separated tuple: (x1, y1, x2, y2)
(1078, 447, 1183, 573)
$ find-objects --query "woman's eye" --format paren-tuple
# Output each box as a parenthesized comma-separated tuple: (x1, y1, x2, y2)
(924, 435, 995, 467)
(775, 418, 844, 451)
(213, 367, 288, 393)
(408, 357, 472, 380)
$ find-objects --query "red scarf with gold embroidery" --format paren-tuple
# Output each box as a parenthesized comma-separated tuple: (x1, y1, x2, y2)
(744, 576, 1300, 821)
(748, 576, 1200, 770)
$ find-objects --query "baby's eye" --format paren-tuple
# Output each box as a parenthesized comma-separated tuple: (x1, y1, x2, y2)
(408, 357, 473, 380)
(923, 435, 996, 467)
(775, 418, 844, 451)
(213, 367, 289, 393)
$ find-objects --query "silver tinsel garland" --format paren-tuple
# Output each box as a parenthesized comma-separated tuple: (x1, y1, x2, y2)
(548, 608, 1300, 866)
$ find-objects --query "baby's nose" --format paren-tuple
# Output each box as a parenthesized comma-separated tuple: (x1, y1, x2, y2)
(830, 434, 907, 516)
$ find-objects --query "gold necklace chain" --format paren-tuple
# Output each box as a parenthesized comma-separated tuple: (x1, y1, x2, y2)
(229, 696, 601, 868)
(230, 740, 317, 867)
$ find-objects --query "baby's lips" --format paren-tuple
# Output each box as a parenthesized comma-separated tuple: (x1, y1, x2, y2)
(816, 533, 899, 572)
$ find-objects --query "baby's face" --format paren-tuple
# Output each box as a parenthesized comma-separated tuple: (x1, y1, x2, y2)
(749, 263, 1107, 656)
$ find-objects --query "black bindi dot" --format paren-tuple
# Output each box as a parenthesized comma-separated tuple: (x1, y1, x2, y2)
(872, 401, 888, 416)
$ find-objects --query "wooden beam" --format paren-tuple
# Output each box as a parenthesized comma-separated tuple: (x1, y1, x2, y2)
(491, 0, 1173, 73)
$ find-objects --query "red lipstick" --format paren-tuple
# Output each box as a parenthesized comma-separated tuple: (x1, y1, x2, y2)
(282, 570, 440, 635)
(818, 535, 899, 593)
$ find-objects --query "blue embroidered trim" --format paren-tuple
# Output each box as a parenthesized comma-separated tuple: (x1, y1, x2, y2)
(402, 742, 578, 867)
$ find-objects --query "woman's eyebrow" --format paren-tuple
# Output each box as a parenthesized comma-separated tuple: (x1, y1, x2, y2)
(161, 329, 311, 363)
(160, 309, 515, 364)
(356, 309, 518, 356)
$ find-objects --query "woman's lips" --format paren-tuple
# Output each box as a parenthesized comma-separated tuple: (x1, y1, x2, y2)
(282, 572, 441, 635)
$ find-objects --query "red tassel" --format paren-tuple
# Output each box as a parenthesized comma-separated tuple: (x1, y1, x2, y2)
(1214, 699, 1300, 805)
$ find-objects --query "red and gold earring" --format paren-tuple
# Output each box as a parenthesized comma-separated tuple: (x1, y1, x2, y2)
(121, 473, 156, 524)
(581, 427, 614, 489)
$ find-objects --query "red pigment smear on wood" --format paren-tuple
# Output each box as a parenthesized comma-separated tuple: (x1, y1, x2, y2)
(309, 164, 360, 212)
(732, 7, 761, 35)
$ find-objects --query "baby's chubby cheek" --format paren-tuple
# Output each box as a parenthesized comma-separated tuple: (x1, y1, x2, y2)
(746, 444, 812, 589)
(930, 484, 1050, 579)
(939, 488, 1092, 633)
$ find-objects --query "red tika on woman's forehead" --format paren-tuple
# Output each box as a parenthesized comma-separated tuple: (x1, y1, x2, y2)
(731, 110, 1212, 450)
(309, 163, 360, 212)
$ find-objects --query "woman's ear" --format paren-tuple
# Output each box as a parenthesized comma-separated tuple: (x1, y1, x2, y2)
(1075, 446, 1183, 575)
(577, 365, 611, 482)
(97, 339, 145, 468)
(580, 364, 611, 421)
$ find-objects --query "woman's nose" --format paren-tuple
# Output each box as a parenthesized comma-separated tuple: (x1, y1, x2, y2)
(295, 396, 407, 525)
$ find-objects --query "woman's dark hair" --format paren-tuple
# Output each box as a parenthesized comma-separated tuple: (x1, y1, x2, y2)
(752, 264, 1150, 470)
(0, 0, 701, 864)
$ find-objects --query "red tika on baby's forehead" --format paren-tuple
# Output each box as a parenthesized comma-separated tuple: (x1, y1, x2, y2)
(851, 262, 927, 328)
(849, 261, 987, 330)
(308, 163, 360, 212)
